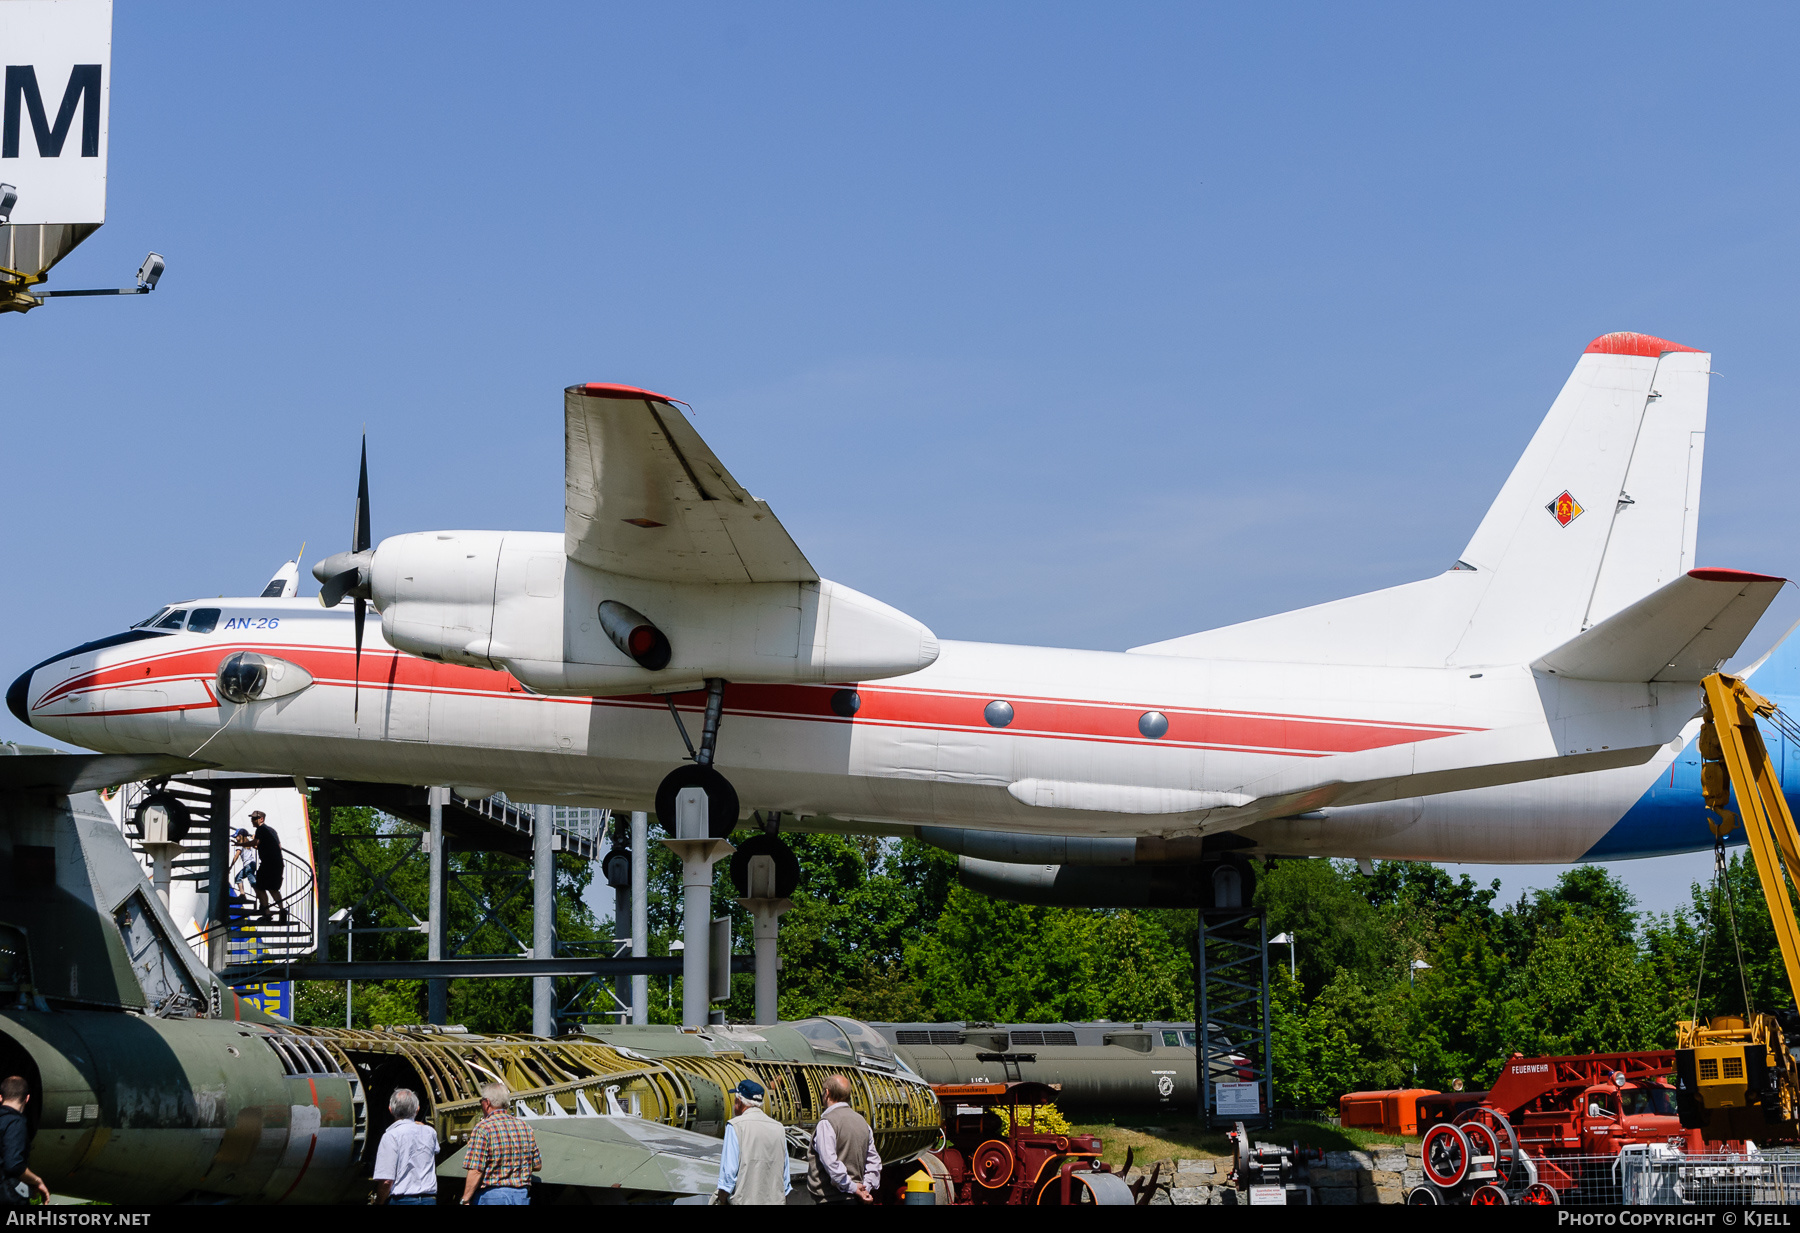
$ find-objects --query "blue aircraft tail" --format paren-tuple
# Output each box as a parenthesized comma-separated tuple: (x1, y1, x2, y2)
(1580, 621, 1800, 861)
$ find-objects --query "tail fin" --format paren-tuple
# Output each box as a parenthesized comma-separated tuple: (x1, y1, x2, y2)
(1132, 332, 1711, 668)
(1448, 332, 1709, 665)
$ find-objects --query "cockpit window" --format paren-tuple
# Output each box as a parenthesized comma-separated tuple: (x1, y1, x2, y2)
(791, 1018, 855, 1058)
(187, 609, 221, 634)
(155, 610, 188, 630)
(826, 1017, 898, 1070)
(132, 607, 172, 629)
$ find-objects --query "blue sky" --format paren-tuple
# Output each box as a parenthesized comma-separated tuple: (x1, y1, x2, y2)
(6, 2, 1798, 916)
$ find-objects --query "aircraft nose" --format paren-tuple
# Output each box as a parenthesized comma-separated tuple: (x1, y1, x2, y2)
(7, 665, 36, 728)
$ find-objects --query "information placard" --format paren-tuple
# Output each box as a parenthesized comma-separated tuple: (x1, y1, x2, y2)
(1215, 1080, 1262, 1116)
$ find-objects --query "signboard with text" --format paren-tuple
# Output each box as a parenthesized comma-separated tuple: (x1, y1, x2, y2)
(0, 0, 111, 224)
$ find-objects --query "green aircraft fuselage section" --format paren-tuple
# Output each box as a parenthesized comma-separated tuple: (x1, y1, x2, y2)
(0, 1009, 360, 1204)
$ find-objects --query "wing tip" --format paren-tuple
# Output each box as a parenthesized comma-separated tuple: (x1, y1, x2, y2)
(569, 382, 674, 402)
(1584, 332, 1705, 358)
(1689, 567, 1787, 584)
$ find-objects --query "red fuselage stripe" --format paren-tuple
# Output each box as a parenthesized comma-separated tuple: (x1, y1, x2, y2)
(36, 641, 1482, 757)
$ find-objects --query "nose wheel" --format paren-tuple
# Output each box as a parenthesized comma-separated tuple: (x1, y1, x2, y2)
(657, 679, 739, 838)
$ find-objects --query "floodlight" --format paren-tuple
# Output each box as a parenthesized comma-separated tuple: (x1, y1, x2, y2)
(137, 252, 164, 291)
(1411, 959, 1431, 971)
(329, 907, 351, 923)
(0, 184, 15, 224)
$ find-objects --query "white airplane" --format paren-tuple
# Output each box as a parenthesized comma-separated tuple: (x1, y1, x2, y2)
(9, 332, 1786, 902)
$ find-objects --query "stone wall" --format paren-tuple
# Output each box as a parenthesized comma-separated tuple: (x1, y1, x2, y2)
(1128, 1141, 1424, 1206)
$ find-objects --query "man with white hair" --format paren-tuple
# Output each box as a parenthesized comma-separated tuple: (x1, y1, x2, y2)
(373, 1088, 439, 1205)
(458, 1082, 540, 1205)
(712, 1079, 790, 1205)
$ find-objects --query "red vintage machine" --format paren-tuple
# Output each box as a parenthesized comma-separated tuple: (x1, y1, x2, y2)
(906, 1080, 1141, 1205)
(1388, 1049, 1719, 1205)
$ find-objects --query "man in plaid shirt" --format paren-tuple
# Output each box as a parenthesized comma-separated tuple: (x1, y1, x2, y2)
(458, 1083, 541, 1205)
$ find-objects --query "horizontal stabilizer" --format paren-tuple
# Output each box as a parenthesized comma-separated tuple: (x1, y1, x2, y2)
(1531, 569, 1785, 683)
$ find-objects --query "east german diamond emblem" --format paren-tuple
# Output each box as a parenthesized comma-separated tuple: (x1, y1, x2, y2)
(1546, 491, 1584, 527)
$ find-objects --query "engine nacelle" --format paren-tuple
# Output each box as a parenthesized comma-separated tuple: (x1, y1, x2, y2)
(371, 530, 939, 692)
(957, 855, 1256, 910)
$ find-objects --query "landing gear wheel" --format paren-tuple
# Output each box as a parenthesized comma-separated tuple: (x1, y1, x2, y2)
(1421, 1122, 1471, 1189)
(655, 764, 740, 839)
(729, 833, 801, 898)
(1406, 1185, 1442, 1204)
(1518, 1182, 1559, 1205)
(1204, 854, 1257, 909)
(1469, 1183, 1509, 1205)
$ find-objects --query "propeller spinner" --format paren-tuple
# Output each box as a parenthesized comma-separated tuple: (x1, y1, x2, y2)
(311, 438, 375, 719)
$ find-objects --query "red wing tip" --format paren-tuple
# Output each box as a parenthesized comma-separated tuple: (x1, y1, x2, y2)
(1585, 332, 1704, 357)
(1688, 568, 1787, 584)
(571, 382, 674, 402)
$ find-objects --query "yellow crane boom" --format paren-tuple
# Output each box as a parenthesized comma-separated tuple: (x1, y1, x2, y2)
(1676, 672, 1800, 1139)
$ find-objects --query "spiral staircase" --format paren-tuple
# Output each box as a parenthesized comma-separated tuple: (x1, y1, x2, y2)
(117, 777, 318, 965)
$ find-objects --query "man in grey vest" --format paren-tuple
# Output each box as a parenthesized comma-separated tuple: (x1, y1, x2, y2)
(807, 1075, 880, 1204)
(714, 1079, 790, 1205)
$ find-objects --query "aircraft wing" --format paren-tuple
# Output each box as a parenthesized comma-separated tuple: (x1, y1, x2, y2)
(0, 752, 206, 794)
(564, 383, 819, 584)
(438, 1113, 801, 1200)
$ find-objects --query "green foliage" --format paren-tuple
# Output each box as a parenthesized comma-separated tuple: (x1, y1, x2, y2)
(291, 805, 606, 1031)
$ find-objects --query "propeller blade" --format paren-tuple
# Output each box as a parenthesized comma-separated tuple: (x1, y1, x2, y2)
(319, 567, 359, 609)
(353, 596, 365, 722)
(353, 436, 371, 554)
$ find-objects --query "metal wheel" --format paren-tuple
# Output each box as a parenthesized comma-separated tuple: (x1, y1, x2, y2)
(970, 1139, 1015, 1188)
(1469, 1183, 1509, 1205)
(1036, 1171, 1136, 1205)
(1406, 1185, 1442, 1204)
(1421, 1122, 1471, 1189)
(1518, 1182, 1560, 1205)
(1455, 1106, 1520, 1186)
(1461, 1121, 1500, 1181)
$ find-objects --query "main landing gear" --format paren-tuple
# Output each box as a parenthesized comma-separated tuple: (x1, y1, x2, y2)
(653, 679, 801, 1025)
(655, 678, 738, 838)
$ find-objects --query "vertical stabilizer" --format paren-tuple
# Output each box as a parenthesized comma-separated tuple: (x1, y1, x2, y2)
(1448, 333, 1710, 667)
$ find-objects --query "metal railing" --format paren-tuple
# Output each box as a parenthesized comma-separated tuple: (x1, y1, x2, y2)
(465, 794, 608, 861)
(1420, 1149, 1800, 1205)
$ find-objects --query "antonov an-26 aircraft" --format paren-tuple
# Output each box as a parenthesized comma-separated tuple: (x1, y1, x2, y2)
(9, 332, 1791, 903)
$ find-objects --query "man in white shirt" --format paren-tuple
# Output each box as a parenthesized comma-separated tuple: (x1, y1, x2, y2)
(373, 1088, 439, 1205)
(713, 1079, 791, 1205)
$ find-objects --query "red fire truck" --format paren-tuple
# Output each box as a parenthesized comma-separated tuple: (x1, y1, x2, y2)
(1346, 1049, 1713, 1205)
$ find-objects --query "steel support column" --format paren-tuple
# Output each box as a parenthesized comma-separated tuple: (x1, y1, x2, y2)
(532, 804, 554, 1036)
(1197, 908, 1272, 1130)
(630, 811, 648, 1025)
(206, 783, 230, 972)
(660, 789, 731, 1028)
(313, 801, 332, 956)
(427, 786, 449, 1024)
